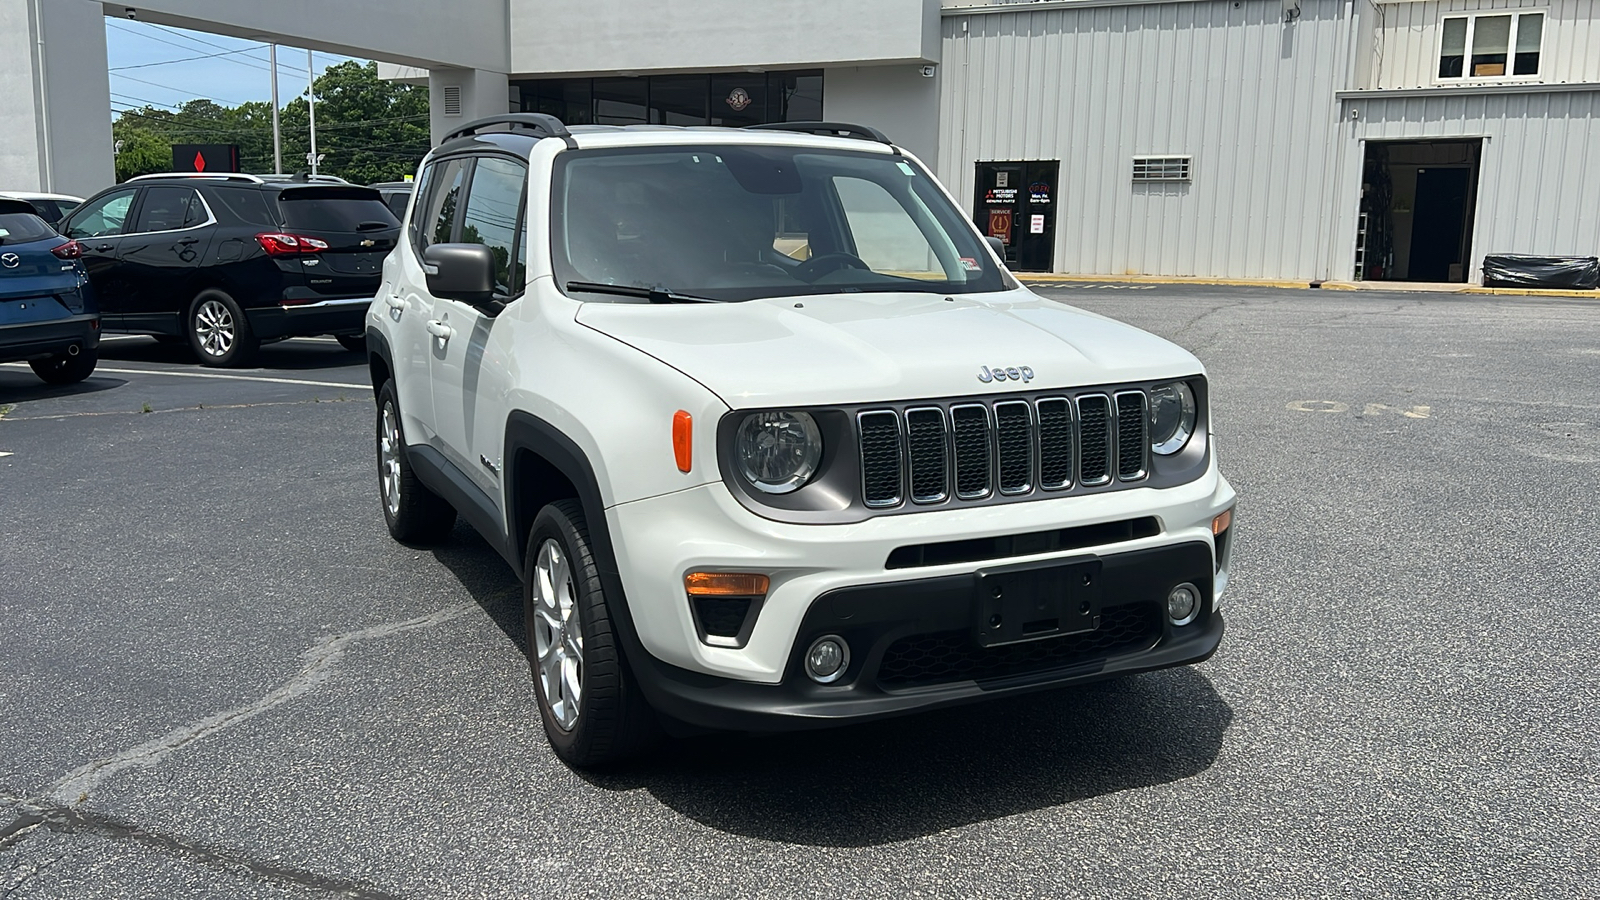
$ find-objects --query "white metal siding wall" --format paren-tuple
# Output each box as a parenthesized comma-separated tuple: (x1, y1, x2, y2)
(1372, 0, 1600, 89)
(1341, 89, 1600, 278)
(939, 0, 1349, 280)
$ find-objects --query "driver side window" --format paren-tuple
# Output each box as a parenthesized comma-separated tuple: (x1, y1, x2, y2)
(66, 189, 137, 239)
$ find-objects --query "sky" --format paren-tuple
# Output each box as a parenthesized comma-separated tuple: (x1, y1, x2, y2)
(105, 19, 369, 117)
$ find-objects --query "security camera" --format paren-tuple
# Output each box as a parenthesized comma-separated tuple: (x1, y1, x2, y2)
(124, 7, 137, 19)
(919, 65, 936, 78)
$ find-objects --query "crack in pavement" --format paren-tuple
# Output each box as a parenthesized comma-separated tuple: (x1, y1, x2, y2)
(0, 603, 475, 897)
(0, 803, 402, 900)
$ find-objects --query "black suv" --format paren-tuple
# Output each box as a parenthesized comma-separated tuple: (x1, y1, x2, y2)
(61, 174, 400, 366)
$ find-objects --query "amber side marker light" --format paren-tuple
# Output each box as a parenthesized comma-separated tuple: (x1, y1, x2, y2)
(1212, 508, 1233, 535)
(685, 572, 771, 596)
(673, 410, 692, 473)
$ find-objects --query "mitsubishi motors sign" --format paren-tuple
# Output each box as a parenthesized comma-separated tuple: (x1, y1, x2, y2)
(172, 144, 241, 174)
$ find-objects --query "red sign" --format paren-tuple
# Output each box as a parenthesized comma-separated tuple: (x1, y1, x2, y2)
(988, 209, 1013, 244)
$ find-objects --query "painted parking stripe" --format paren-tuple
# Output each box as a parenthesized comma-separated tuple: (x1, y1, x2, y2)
(0, 362, 366, 390)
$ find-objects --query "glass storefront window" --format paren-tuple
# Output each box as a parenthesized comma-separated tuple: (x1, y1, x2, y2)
(516, 71, 822, 127)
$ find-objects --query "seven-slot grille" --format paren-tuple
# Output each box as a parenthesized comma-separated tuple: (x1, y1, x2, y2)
(858, 388, 1151, 509)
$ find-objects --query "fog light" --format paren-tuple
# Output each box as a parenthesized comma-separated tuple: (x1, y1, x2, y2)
(1167, 583, 1200, 626)
(804, 635, 850, 684)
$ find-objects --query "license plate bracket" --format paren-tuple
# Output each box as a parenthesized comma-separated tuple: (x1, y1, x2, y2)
(973, 557, 1103, 648)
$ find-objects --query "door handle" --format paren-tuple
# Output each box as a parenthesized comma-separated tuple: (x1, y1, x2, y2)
(95, 244, 113, 252)
(176, 237, 199, 246)
(384, 296, 406, 311)
(425, 319, 453, 340)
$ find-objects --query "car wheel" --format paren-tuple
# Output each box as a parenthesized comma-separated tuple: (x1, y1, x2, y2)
(375, 380, 455, 543)
(525, 499, 659, 768)
(28, 349, 97, 385)
(335, 334, 366, 353)
(187, 290, 259, 367)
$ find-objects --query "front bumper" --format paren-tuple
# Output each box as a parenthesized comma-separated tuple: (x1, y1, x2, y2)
(246, 296, 370, 340)
(0, 313, 100, 363)
(607, 462, 1234, 681)
(628, 541, 1224, 732)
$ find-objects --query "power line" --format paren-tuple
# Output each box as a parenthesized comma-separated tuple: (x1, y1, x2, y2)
(111, 72, 249, 107)
(109, 45, 274, 72)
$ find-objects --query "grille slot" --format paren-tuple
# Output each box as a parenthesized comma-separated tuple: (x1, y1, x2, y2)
(877, 603, 1162, 688)
(905, 407, 949, 503)
(1077, 394, 1112, 486)
(1116, 391, 1148, 480)
(950, 405, 992, 500)
(858, 411, 903, 507)
(1036, 398, 1073, 490)
(994, 401, 1033, 495)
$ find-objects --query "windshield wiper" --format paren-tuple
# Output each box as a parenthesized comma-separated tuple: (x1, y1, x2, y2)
(565, 281, 718, 304)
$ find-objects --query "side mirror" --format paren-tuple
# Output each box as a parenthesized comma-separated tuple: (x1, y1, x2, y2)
(422, 243, 497, 308)
(984, 235, 1007, 261)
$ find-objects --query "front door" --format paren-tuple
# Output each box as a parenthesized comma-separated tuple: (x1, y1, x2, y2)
(118, 185, 211, 334)
(974, 161, 1058, 272)
(62, 188, 140, 326)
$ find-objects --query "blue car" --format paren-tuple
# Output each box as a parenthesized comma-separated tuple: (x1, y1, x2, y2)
(0, 198, 99, 384)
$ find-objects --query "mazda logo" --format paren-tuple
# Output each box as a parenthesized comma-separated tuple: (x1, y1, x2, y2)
(0, 253, 18, 269)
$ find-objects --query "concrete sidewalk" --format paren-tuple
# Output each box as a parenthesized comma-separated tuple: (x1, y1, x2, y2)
(1019, 272, 1599, 299)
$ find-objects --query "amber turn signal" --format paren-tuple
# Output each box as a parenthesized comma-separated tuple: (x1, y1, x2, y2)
(673, 410, 692, 473)
(685, 572, 770, 596)
(1212, 508, 1233, 535)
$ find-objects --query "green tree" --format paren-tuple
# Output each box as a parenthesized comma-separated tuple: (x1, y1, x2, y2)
(109, 62, 429, 184)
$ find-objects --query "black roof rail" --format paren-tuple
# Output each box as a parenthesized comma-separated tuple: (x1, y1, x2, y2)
(744, 121, 893, 145)
(442, 113, 573, 144)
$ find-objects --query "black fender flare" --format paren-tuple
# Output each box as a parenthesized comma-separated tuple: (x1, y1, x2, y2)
(364, 327, 395, 395)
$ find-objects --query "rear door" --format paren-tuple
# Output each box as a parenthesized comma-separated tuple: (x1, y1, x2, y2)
(62, 188, 139, 325)
(428, 154, 528, 498)
(272, 187, 399, 299)
(117, 185, 213, 333)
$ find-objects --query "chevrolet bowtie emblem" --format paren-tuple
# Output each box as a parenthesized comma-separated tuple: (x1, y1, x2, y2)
(360, 239, 376, 247)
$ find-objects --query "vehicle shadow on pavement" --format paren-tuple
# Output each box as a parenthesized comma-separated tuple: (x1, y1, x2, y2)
(100, 338, 363, 371)
(0, 371, 126, 402)
(590, 665, 1232, 846)
(430, 526, 529, 658)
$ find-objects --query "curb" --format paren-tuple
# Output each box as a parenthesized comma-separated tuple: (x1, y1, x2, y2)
(1019, 273, 1598, 299)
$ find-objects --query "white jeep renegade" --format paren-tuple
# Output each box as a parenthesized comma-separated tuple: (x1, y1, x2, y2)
(366, 115, 1237, 767)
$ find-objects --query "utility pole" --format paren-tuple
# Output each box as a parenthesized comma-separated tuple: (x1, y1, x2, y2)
(270, 44, 282, 174)
(306, 49, 318, 176)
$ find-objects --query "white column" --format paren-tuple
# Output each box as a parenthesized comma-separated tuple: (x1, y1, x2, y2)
(0, 0, 114, 194)
(428, 67, 512, 146)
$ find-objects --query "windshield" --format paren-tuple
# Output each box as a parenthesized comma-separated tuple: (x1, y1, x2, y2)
(551, 145, 1009, 302)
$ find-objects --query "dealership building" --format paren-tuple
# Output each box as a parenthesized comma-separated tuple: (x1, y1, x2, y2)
(5, 0, 1598, 283)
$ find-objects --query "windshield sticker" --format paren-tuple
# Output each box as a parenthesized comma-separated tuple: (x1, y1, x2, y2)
(897, 161, 916, 176)
(960, 257, 981, 272)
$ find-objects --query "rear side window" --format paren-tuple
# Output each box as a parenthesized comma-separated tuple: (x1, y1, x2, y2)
(413, 158, 469, 251)
(276, 188, 397, 233)
(207, 187, 276, 227)
(458, 156, 529, 298)
(132, 186, 203, 232)
(66, 189, 137, 239)
(0, 212, 57, 244)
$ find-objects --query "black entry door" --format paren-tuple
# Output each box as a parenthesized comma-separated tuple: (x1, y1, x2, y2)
(1409, 168, 1471, 282)
(974, 161, 1058, 272)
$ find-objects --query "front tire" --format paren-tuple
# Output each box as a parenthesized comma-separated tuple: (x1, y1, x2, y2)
(187, 290, 258, 367)
(375, 380, 455, 543)
(29, 349, 97, 385)
(525, 499, 658, 767)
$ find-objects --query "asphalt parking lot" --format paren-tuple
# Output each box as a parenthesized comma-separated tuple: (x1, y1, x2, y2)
(2, 285, 1596, 899)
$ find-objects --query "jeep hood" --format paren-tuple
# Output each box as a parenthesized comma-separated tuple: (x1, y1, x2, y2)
(574, 287, 1203, 408)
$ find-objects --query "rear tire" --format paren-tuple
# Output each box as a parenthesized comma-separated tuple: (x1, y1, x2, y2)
(376, 380, 455, 544)
(187, 290, 258, 368)
(335, 334, 366, 353)
(526, 499, 659, 768)
(29, 349, 97, 385)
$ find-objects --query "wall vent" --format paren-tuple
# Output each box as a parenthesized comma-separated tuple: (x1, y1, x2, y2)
(442, 85, 463, 117)
(1132, 156, 1191, 182)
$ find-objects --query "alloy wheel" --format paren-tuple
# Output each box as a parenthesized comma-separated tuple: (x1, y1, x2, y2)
(532, 538, 583, 731)
(194, 299, 235, 357)
(379, 402, 402, 518)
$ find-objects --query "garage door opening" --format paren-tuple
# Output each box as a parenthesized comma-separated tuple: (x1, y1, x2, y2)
(1355, 140, 1482, 282)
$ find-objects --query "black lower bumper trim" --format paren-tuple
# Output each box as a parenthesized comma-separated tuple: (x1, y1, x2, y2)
(0, 314, 100, 363)
(629, 541, 1222, 732)
(245, 299, 368, 340)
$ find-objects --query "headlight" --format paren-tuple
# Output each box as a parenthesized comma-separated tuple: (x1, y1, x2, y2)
(1149, 382, 1197, 456)
(735, 411, 823, 494)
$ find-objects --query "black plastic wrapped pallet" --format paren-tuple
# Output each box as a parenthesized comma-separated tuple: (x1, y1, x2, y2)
(1481, 255, 1600, 290)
